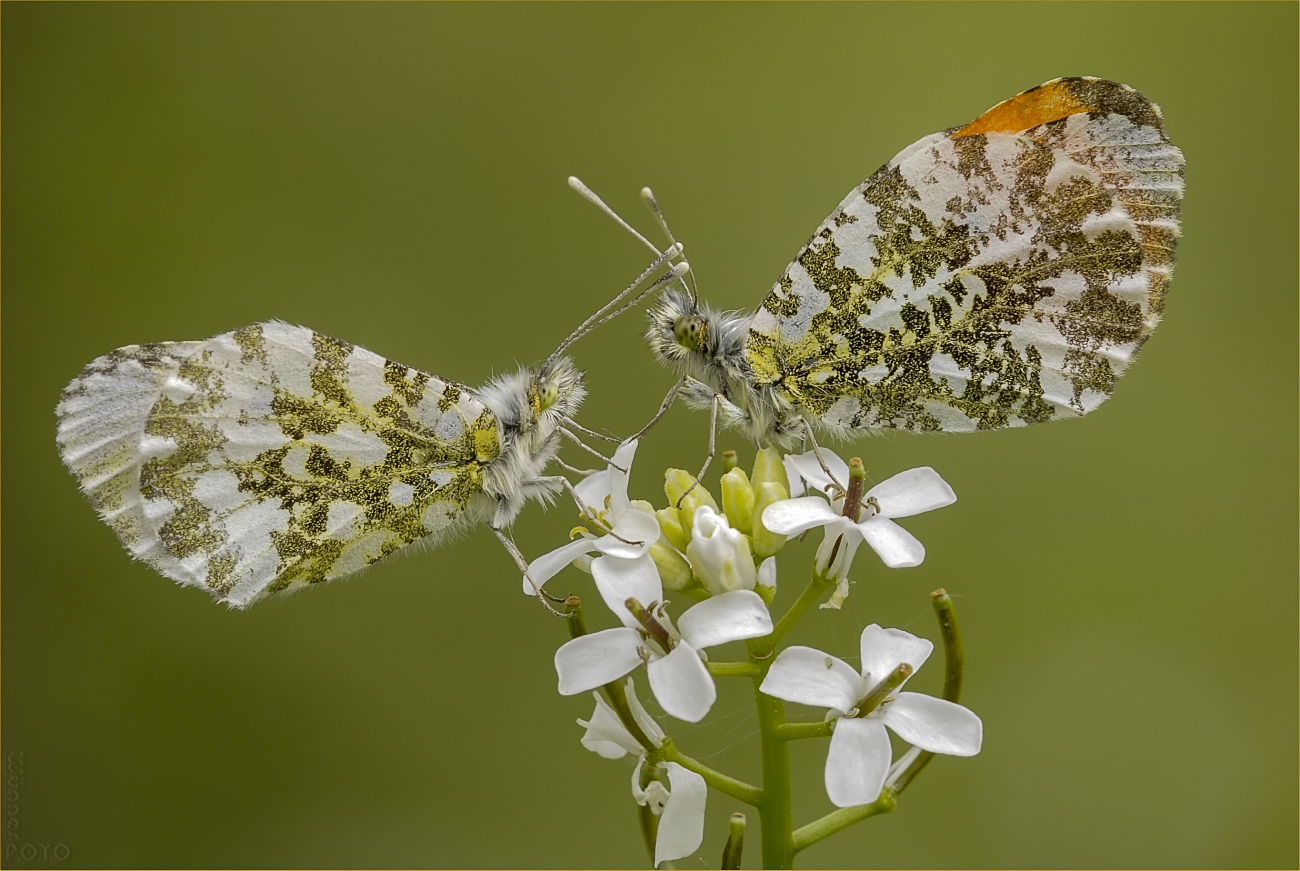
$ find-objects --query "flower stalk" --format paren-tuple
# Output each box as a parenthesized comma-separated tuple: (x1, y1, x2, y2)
(564, 596, 658, 754)
(889, 588, 966, 794)
(551, 444, 976, 868)
(721, 813, 746, 870)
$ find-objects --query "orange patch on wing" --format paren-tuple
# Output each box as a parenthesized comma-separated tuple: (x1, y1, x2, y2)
(952, 80, 1096, 137)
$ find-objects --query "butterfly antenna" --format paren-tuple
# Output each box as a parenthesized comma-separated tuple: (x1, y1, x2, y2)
(641, 186, 700, 306)
(545, 247, 687, 367)
(568, 176, 663, 257)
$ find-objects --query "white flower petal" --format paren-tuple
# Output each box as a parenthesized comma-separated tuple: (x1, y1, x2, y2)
(757, 556, 777, 591)
(574, 469, 615, 517)
(597, 507, 662, 558)
(859, 625, 933, 689)
(575, 440, 639, 519)
(624, 678, 666, 748)
(555, 627, 643, 695)
(577, 693, 642, 759)
(656, 763, 707, 865)
(814, 518, 863, 580)
(867, 466, 956, 518)
(825, 716, 892, 807)
(759, 646, 861, 712)
(607, 439, 639, 518)
(677, 590, 773, 650)
(648, 644, 716, 722)
(786, 450, 850, 499)
(884, 693, 982, 756)
(885, 745, 924, 789)
(524, 537, 598, 594)
(761, 496, 841, 536)
(592, 552, 664, 628)
(858, 517, 926, 568)
(631, 754, 648, 804)
(783, 454, 806, 496)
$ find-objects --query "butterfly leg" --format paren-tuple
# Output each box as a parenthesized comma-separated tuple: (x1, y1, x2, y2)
(491, 524, 570, 616)
(627, 376, 686, 443)
(800, 418, 846, 499)
(554, 457, 597, 477)
(676, 392, 721, 509)
(558, 427, 624, 472)
(530, 475, 651, 550)
(560, 417, 621, 445)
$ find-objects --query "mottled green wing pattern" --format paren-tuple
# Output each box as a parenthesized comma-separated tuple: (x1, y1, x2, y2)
(56, 321, 501, 607)
(747, 77, 1184, 434)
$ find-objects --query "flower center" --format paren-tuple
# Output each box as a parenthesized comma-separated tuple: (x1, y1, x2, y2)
(849, 663, 913, 718)
(626, 597, 677, 660)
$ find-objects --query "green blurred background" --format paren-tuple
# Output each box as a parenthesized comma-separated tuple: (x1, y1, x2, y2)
(3, 3, 1296, 868)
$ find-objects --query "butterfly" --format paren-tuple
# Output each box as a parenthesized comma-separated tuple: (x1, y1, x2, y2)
(583, 77, 1185, 455)
(55, 253, 684, 608)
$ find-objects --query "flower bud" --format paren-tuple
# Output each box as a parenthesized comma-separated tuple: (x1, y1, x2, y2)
(655, 506, 691, 553)
(685, 506, 757, 595)
(665, 468, 719, 532)
(723, 450, 740, 472)
(755, 556, 777, 606)
(751, 481, 790, 558)
(720, 468, 755, 535)
(750, 447, 790, 494)
(649, 539, 695, 591)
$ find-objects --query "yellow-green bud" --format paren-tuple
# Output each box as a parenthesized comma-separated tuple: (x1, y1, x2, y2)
(665, 468, 719, 532)
(656, 506, 691, 553)
(722, 450, 740, 472)
(649, 538, 695, 591)
(751, 481, 790, 558)
(720, 468, 756, 535)
(751, 447, 791, 494)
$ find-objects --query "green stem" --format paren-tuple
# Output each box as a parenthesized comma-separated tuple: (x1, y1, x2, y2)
(751, 573, 834, 659)
(720, 813, 746, 870)
(751, 667, 795, 869)
(660, 741, 763, 807)
(707, 660, 761, 678)
(891, 588, 964, 794)
(603, 678, 657, 753)
(774, 721, 833, 741)
(791, 791, 896, 854)
(563, 597, 657, 753)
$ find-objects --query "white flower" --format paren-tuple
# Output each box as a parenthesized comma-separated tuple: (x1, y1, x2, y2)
(633, 758, 707, 867)
(554, 565, 773, 721)
(685, 506, 757, 595)
(576, 678, 665, 759)
(759, 625, 982, 808)
(764, 451, 956, 573)
(523, 439, 662, 595)
(574, 682, 704, 867)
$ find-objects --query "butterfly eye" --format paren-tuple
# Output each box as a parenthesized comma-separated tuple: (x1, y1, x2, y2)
(537, 379, 561, 410)
(673, 314, 707, 351)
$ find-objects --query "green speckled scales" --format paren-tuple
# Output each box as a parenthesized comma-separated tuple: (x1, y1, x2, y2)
(747, 77, 1184, 435)
(56, 322, 501, 607)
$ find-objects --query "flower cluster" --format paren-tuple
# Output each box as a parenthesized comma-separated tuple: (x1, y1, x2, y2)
(528, 440, 979, 866)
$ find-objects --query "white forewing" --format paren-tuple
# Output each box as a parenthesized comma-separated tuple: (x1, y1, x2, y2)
(57, 322, 502, 607)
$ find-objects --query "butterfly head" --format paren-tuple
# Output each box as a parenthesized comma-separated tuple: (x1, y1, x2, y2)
(531, 355, 586, 423)
(646, 285, 751, 391)
(646, 286, 708, 368)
